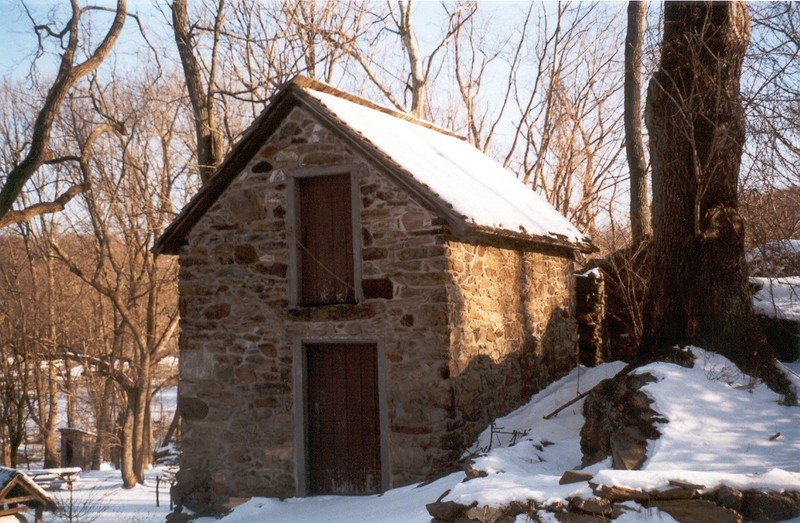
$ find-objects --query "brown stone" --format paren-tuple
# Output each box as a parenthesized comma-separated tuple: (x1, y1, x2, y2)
(259, 344, 277, 358)
(709, 485, 744, 511)
(593, 484, 650, 502)
(400, 314, 414, 327)
(252, 262, 288, 277)
(179, 396, 210, 421)
(464, 460, 488, 479)
(234, 244, 259, 264)
(426, 500, 469, 521)
(742, 490, 800, 522)
(362, 247, 388, 260)
(570, 497, 612, 516)
(362, 278, 394, 299)
(559, 470, 593, 485)
(610, 425, 648, 470)
(402, 212, 426, 230)
(650, 499, 743, 523)
(252, 161, 273, 173)
(465, 505, 505, 523)
(204, 303, 231, 319)
(654, 486, 697, 501)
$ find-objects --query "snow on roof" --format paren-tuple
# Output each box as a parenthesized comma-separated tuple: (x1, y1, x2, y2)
(303, 87, 589, 247)
(0, 467, 54, 508)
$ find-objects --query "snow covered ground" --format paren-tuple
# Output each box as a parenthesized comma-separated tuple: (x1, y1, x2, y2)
(39, 350, 799, 522)
(753, 276, 800, 321)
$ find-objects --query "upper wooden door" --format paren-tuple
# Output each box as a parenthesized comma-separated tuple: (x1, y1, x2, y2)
(305, 342, 381, 495)
(297, 174, 355, 306)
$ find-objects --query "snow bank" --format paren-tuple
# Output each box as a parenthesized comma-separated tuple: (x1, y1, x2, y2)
(752, 276, 800, 321)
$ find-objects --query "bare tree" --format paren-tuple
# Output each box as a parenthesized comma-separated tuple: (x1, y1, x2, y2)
(740, 2, 800, 250)
(171, 0, 225, 184)
(48, 74, 183, 486)
(504, 2, 625, 235)
(0, 0, 126, 227)
(625, 0, 651, 244)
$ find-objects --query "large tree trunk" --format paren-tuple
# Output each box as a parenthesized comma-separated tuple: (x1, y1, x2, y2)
(92, 377, 115, 470)
(121, 397, 137, 489)
(643, 2, 784, 385)
(132, 382, 150, 484)
(625, 0, 650, 244)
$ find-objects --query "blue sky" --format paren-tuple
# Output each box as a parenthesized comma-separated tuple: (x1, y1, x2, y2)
(0, 0, 167, 80)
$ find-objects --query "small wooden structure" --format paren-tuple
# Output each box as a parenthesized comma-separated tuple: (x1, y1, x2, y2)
(0, 468, 56, 523)
(59, 428, 96, 471)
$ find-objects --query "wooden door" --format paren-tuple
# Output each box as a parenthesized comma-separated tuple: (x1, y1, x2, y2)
(297, 174, 355, 306)
(306, 343, 381, 495)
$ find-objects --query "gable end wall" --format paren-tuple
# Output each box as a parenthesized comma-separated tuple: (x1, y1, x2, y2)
(175, 106, 459, 500)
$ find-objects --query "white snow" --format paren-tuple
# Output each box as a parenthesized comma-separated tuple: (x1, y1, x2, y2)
(303, 87, 589, 246)
(752, 276, 800, 321)
(48, 354, 800, 522)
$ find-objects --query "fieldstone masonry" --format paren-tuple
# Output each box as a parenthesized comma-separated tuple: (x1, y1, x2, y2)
(174, 105, 579, 504)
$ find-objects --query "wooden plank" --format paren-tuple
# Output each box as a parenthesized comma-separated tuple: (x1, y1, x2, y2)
(359, 345, 381, 491)
(346, 344, 364, 488)
(298, 175, 354, 306)
(331, 346, 349, 492)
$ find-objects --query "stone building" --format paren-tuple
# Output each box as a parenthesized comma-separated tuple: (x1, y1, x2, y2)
(154, 77, 594, 504)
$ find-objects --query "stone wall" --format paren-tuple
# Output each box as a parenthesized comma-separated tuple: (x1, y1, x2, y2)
(174, 104, 580, 507)
(176, 106, 456, 501)
(445, 241, 578, 450)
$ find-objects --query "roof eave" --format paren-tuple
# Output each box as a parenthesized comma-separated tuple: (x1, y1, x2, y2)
(464, 225, 596, 258)
(152, 83, 300, 255)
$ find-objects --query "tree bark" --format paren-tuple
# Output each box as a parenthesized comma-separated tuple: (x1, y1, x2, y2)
(643, 2, 785, 385)
(92, 377, 115, 470)
(172, 0, 224, 184)
(121, 396, 137, 488)
(625, 0, 651, 244)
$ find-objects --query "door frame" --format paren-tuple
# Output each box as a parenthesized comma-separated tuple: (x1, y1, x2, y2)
(286, 164, 365, 307)
(292, 337, 391, 496)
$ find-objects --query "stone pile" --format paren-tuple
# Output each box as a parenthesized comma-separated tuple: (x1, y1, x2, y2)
(426, 472, 800, 523)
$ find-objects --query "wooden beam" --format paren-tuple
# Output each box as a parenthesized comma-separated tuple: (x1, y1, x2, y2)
(2, 495, 38, 505)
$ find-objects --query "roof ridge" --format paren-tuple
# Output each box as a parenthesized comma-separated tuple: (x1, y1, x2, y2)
(286, 75, 465, 141)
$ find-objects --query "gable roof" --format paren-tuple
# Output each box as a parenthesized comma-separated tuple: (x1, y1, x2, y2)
(0, 467, 56, 511)
(153, 76, 594, 255)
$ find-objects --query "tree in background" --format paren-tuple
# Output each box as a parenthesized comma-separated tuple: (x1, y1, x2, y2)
(625, 0, 650, 245)
(741, 2, 800, 249)
(0, 0, 126, 227)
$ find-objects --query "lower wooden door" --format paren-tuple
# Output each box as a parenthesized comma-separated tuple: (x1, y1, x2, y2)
(305, 342, 381, 495)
